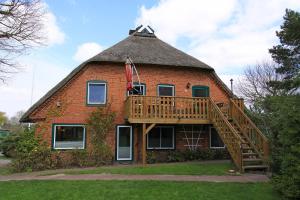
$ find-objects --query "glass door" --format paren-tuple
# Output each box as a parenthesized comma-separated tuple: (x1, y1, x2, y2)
(116, 125, 132, 161)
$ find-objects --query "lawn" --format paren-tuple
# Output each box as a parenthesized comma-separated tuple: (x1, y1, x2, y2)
(0, 180, 279, 200)
(41, 161, 234, 176)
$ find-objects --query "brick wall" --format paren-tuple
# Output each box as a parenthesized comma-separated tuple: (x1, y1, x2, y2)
(30, 63, 230, 159)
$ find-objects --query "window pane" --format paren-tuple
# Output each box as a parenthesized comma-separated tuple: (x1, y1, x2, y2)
(55, 126, 84, 149)
(211, 128, 224, 148)
(129, 85, 144, 95)
(193, 87, 209, 97)
(89, 83, 105, 103)
(161, 127, 174, 148)
(158, 86, 174, 96)
(119, 127, 131, 147)
(148, 128, 160, 148)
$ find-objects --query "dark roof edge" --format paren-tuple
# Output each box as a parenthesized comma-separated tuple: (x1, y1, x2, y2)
(211, 71, 235, 98)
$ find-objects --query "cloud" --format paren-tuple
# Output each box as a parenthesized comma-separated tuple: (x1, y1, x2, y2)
(0, 56, 71, 117)
(73, 42, 104, 62)
(37, 2, 66, 46)
(42, 11, 66, 45)
(136, 0, 300, 74)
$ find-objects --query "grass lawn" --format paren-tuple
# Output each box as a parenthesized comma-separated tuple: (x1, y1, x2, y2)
(0, 180, 279, 200)
(42, 162, 234, 176)
(0, 166, 11, 175)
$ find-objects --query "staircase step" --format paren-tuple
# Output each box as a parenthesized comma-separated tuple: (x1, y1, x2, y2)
(243, 158, 262, 162)
(243, 165, 268, 170)
(242, 152, 258, 156)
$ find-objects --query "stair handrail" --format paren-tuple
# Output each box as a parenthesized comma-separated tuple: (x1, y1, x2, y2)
(209, 98, 243, 171)
(229, 99, 269, 161)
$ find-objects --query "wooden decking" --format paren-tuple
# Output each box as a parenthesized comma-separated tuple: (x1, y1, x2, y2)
(125, 96, 211, 124)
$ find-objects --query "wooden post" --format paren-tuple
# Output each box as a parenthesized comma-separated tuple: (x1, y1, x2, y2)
(134, 126, 139, 162)
(142, 123, 146, 165)
(142, 123, 156, 165)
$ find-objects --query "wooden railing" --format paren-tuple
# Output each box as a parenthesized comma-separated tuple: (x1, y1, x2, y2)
(230, 99, 269, 161)
(210, 98, 243, 171)
(125, 96, 210, 123)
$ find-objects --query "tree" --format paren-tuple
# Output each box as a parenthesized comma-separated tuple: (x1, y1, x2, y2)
(269, 9, 300, 93)
(0, 0, 45, 82)
(237, 61, 284, 104)
(0, 111, 8, 127)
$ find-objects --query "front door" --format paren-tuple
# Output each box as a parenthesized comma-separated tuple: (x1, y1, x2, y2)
(116, 125, 132, 161)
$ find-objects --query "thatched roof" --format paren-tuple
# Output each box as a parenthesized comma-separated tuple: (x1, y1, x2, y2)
(87, 31, 212, 70)
(20, 28, 230, 122)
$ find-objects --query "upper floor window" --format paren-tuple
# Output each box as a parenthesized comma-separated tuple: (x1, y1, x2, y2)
(157, 84, 175, 96)
(192, 86, 209, 97)
(87, 81, 107, 105)
(128, 83, 146, 95)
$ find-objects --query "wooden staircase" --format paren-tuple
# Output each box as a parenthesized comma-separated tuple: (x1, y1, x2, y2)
(210, 98, 269, 172)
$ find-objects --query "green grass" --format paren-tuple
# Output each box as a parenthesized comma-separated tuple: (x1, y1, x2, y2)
(0, 180, 279, 200)
(43, 162, 234, 176)
(0, 166, 11, 175)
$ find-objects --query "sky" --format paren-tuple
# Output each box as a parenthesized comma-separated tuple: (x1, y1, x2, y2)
(0, 0, 300, 117)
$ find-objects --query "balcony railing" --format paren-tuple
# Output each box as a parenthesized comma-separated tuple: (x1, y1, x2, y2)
(125, 95, 211, 124)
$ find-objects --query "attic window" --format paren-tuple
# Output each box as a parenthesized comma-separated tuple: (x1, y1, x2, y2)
(87, 81, 107, 105)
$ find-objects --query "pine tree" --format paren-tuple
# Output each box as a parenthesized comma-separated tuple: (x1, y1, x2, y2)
(269, 9, 300, 93)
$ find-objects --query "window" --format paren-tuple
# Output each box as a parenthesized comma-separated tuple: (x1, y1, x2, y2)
(157, 84, 174, 96)
(53, 124, 85, 149)
(192, 86, 209, 97)
(128, 83, 146, 95)
(87, 81, 107, 105)
(210, 127, 225, 148)
(147, 126, 174, 149)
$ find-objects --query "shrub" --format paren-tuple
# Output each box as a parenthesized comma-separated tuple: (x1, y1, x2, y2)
(0, 132, 20, 157)
(146, 151, 157, 164)
(166, 150, 184, 162)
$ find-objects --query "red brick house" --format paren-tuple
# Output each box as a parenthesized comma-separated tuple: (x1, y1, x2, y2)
(20, 27, 269, 172)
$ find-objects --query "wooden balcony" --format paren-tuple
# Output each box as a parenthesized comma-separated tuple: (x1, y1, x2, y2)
(124, 96, 211, 124)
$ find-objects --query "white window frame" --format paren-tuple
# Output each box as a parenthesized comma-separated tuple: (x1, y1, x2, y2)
(209, 127, 225, 149)
(116, 125, 133, 161)
(147, 126, 175, 150)
(87, 81, 107, 105)
(53, 124, 86, 150)
(127, 83, 146, 96)
(157, 84, 175, 96)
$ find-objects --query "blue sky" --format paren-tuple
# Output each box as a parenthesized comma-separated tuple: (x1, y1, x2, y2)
(1, 0, 300, 117)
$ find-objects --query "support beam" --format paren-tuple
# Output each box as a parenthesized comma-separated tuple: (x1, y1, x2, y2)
(142, 123, 156, 165)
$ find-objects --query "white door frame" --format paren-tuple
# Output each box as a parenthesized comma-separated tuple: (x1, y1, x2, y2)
(116, 125, 132, 161)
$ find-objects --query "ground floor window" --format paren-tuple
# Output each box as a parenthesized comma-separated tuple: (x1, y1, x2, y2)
(147, 126, 174, 149)
(210, 127, 225, 148)
(53, 124, 85, 149)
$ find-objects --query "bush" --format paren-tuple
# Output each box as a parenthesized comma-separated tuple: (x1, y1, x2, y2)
(0, 132, 20, 157)
(146, 151, 157, 164)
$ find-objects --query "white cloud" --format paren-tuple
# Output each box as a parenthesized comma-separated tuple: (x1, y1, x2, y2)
(136, 0, 300, 74)
(35, 2, 66, 46)
(42, 11, 66, 45)
(73, 42, 104, 62)
(0, 56, 71, 117)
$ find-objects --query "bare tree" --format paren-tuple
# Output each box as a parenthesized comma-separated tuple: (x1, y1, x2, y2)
(237, 61, 284, 104)
(0, 0, 45, 82)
